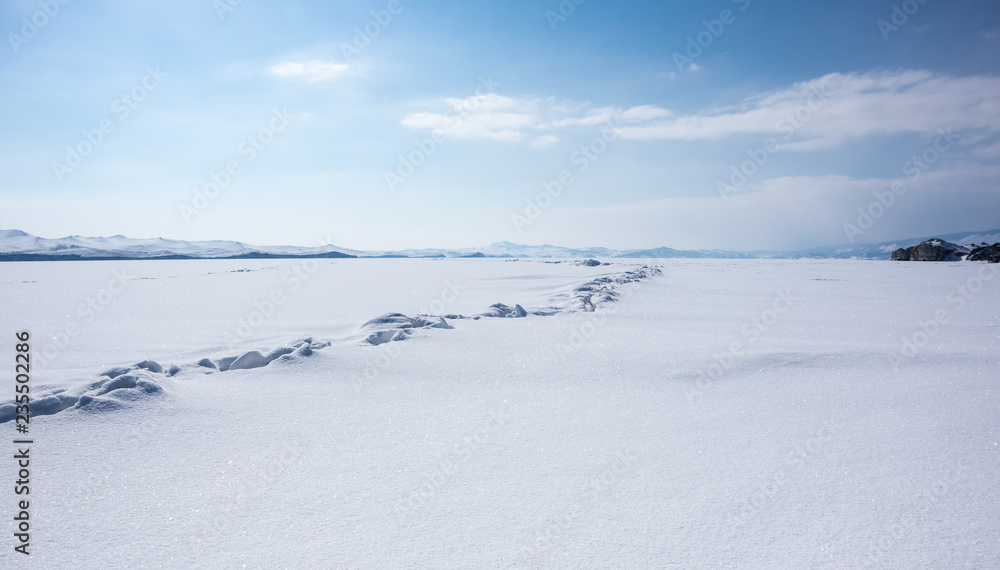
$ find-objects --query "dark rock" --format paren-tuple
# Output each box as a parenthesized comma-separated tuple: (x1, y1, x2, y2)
(891, 239, 967, 262)
(967, 243, 1000, 263)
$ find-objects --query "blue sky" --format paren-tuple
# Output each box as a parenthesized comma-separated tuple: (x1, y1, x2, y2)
(1, 0, 999, 251)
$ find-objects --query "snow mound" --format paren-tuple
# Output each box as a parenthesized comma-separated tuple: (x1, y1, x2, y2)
(480, 303, 528, 318)
(0, 338, 332, 423)
(27, 394, 80, 416)
(361, 313, 452, 330)
(101, 366, 132, 378)
(0, 369, 165, 423)
(95, 374, 138, 395)
(0, 265, 663, 421)
(360, 313, 455, 345)
(542, 264, 662, 313)
(136, 360, 164, 373)
(356, 264, 662, 346)
(228, 346, 299, 370)
(227, 351, 272, 370)
(218, 339, 330, 371)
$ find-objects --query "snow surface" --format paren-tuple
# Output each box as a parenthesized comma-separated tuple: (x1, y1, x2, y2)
(1, 258, 998, 567)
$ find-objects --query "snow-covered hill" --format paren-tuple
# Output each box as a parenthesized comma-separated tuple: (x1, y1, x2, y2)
(1, 228, 998, 260)
(0, 229, 357, 260)
(786, 230, 1000, 260)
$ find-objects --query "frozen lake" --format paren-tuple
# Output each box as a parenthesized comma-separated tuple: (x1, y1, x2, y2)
(1, 258, 998, 567)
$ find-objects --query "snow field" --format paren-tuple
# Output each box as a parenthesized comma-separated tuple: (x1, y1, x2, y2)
(0, 258, 996, 567)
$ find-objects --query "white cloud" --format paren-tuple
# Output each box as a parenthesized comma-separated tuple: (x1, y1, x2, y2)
(541, 107, 619, 129)
(773, 138, 843, 152)
(529, 135, 560, 149)
(399, 97, 659, 143)
(398, 70, 1000, 157)
(401, 100, 533, 142)
(616, 70, 1000, 149)
(619, 105, 673, 122)
(400, 94, 541, 142)
(442, 93, 526, 114)
(268, 60, 350, 83)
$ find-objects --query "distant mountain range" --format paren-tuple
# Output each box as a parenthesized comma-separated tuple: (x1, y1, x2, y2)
(1, 228, 998, 261)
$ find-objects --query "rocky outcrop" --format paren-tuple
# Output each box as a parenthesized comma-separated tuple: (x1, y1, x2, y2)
(967, 243, 1000, 263)
(892, 239, 1000, 263)
(891, 239, 968, 262)
(890, 248, 911, 261)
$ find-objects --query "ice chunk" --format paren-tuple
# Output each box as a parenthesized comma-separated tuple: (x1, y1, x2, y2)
(217, 356, 238, 371)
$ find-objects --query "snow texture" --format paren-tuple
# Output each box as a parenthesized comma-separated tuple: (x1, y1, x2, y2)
(0, 258, 997, 568)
